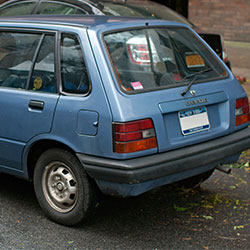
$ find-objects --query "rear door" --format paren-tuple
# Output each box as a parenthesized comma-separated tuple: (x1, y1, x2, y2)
(0, 30, 59, 170)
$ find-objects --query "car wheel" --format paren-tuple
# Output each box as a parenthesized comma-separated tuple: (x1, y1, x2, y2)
(33, 148, 98, 226)
(177, 169, 214, 189)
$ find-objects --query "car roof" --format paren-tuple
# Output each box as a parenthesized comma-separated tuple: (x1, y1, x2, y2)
(0, 14, 179, 29)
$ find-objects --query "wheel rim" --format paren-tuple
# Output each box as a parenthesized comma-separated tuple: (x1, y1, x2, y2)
(42, 161, 78, 213)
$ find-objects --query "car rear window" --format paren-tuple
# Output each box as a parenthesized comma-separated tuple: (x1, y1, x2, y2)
(104, 27, 226, 92)
(102, 2, 192, 27)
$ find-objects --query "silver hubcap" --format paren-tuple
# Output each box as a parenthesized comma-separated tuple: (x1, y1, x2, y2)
(42, 162, 78, 213)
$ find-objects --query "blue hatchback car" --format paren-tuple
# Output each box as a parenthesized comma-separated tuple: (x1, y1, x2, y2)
(0, 15, 249, 226)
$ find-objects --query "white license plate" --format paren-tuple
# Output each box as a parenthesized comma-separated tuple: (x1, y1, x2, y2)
(179, 107, 210, 135)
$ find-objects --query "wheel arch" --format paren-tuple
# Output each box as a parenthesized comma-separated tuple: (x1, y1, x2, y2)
(26, 139, 76, 181)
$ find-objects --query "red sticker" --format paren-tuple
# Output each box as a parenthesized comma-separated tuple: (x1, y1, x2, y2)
(131, 81, 143, 90)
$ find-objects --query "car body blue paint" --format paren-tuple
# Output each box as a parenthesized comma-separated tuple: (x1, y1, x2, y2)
(0, 16, 248, 196)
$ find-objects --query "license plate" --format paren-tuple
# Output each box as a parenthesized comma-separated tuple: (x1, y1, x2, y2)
(179, 107, 210, 135)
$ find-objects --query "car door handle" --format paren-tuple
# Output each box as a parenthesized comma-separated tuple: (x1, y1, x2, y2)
(28, 100, 44, 110)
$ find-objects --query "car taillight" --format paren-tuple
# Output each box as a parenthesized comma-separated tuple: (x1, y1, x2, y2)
(235, 97, 250, 126)
(126, 36, 159, 65)
(127, 43, 150, 65)
(222, 39, 229, 63)
(113, 118, 157, 153)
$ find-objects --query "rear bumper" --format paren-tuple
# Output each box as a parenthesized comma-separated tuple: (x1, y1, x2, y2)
(77, 127, 250, 195)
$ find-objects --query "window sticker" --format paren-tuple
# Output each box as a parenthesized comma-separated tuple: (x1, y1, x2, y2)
(131, 81, 143, 90)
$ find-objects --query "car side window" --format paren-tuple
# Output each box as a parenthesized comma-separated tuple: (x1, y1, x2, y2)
(37, 2, 87, 15)
(0, 2, 35, 16)
(0, 32, 41, 89)
(29, 34, 56, 93)
(60, 33, 90, 94)
(0, 31, 56, 93)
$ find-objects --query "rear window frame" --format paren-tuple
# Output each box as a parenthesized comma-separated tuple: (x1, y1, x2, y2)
(102, 25, 229, 95)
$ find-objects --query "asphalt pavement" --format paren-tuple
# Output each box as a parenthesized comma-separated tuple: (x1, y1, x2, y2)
(0, 164, 249, 250)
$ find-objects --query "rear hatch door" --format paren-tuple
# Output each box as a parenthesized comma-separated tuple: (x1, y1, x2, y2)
(103, 24, 245, 155)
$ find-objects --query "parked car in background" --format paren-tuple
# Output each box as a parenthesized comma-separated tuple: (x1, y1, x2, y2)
(0, 15, 248, 226)
(0, 0, 231, 68)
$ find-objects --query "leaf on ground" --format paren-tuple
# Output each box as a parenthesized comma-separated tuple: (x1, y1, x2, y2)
(174, 205, 189, 212)
(202, 215, 213, 220)
(190, 213, 199, 218)
(202, 204, 214, 209)
(234, 225, 244, 230)
(182, 237, 191, 241)
(244, 161, 250, 167)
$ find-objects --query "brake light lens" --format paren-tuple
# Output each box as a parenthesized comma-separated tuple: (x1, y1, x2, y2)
(114, 119, 157, 153)
(222, 39, 229, 63)
(127, 43, 150, 65)
(126, 36, 159, 65)
(235, 97, 250, 126)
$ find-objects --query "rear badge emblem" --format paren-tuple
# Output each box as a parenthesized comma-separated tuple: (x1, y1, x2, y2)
(185, 98, 208, 106)
(190, 90, 196, 96)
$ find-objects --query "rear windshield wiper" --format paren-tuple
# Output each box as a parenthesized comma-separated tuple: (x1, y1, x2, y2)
(181, 68, 213, 96)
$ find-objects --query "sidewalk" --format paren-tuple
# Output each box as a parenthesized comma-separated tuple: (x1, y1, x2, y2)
(224, 41, 250, 77)
(224, 41, 250, 95)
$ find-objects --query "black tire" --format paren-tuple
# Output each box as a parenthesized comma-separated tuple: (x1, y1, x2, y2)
(177, 169, 214, 189)
(33, 148, 98, 226)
